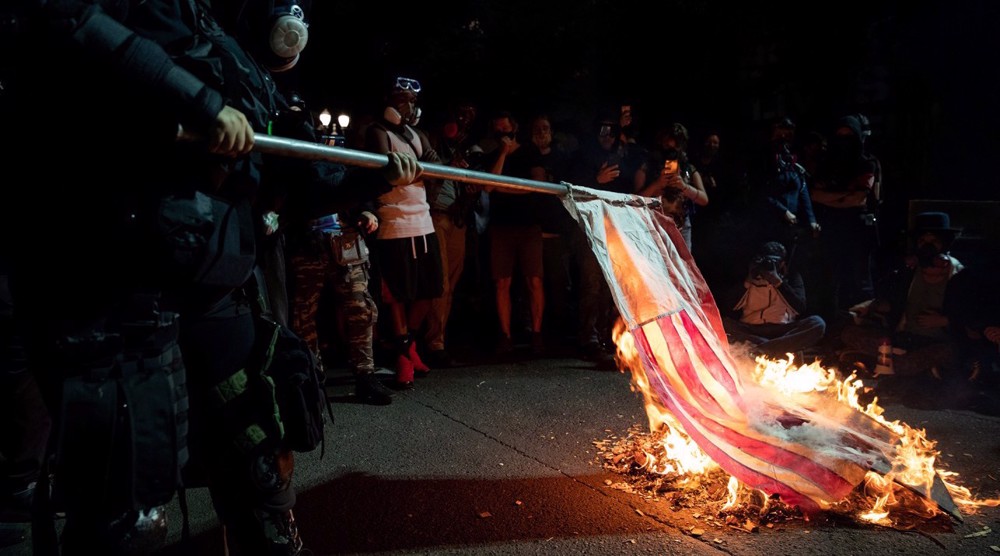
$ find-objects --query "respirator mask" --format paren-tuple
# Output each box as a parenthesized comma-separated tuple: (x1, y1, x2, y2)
(230, 0, 310, 72)
(384, 106, 422, 127)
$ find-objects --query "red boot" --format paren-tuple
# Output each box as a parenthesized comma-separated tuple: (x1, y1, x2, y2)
(395, 353, 414, 389)
(408, 339, 430, 376)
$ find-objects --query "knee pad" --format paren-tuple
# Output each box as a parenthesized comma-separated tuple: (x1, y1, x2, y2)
(249, 450, 295, 501)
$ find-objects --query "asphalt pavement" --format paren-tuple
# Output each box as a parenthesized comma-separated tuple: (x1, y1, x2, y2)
(3, 345, 1000, 556)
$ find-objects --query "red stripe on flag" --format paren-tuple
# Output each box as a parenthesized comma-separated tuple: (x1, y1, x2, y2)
(676, 310, 742, 398)
(664, 395, 828, 511)
(640, 317, 732, 420)
(634, 312, 858, 508)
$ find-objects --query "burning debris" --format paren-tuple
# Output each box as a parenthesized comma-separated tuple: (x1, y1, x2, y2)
(596, 345, 999, 532)
(594, 423, 960, 533)
(594, 424, 806, 529)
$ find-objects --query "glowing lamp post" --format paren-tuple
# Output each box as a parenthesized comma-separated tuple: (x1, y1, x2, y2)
(317, 109, 333, 144)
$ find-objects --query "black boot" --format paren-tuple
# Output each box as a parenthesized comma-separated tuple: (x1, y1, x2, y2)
(355, 372, 393, 405)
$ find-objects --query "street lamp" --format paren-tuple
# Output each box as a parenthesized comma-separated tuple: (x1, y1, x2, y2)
(318, 108, 332, 134)
(337, 113, 350, 133)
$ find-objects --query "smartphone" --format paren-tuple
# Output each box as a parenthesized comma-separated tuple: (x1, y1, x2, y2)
(662, 159, 679, 176)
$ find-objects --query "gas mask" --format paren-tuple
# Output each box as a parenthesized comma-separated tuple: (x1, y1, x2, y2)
(226, 0, 310, 72)
(383, 106, 422, 127)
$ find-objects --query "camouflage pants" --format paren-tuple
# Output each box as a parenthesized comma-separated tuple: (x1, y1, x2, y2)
(290, 248, 377, 374)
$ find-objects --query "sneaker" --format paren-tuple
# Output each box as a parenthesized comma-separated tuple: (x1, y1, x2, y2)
(355, 373, 393, 405)
(258, 508, 304, 556)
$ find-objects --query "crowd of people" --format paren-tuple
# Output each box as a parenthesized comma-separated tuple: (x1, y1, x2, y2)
(1, 1, 998, 554)
(339, 97, 997, 400)
(326, 89, 1000, 429)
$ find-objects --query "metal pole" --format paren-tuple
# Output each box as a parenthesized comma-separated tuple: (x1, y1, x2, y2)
(252, 134, 571, 196)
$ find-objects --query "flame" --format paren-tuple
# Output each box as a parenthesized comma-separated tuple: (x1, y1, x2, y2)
(614, 320, 717, 479)
(610, 319, 1000, 525)
(721, 476, 741, 510)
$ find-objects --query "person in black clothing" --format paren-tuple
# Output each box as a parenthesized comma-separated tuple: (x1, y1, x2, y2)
(481, 111, 547, 355)
(809, 114, 883, 323)
(4, 2, 419, 554)
(569, 113, 649, 196)
(741, 117, 821, 269)
(6, 2, 257, 552)
(721, 241, 827, 359)
(522, 114, 579, 351)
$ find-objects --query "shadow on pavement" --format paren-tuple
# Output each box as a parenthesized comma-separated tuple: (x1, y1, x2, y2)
(161, 472, 650, 555)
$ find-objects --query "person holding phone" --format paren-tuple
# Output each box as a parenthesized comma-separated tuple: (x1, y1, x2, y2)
(637, 123, 709, 251)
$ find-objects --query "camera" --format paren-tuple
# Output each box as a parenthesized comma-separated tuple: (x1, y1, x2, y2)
(749, 255, 782, 279)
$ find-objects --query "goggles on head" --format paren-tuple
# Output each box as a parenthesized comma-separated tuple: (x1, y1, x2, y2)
(598, 123, 616, 138)
(393, 77, 422, 93)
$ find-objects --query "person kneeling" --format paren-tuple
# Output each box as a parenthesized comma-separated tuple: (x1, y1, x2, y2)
(722, 241, 826, 360)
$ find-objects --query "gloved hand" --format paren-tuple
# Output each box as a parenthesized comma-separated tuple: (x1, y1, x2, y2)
(383, 151, 423, 186)
(209, 105, 254, 156)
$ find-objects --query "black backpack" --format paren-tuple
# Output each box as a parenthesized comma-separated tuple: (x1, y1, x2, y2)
(252, 311, 332, 455)
(246, 270, 333, 455)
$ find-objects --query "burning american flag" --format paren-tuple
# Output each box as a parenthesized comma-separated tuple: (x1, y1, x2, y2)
(563, 185, 970, 520)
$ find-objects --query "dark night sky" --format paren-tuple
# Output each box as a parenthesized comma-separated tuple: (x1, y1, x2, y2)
(279, 0, 1000, 228)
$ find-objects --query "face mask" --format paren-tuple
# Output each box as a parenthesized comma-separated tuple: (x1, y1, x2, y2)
(773, 141, 797, 168)
(828, 134, 861, 159)
(915, 243, 942, 267)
